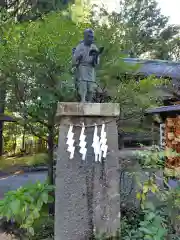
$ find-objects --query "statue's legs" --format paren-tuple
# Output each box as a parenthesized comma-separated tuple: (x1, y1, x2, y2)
(75, 78, 81, 102)
(77, 66, 95, 102)
(87, 81, 96, 102)
(78, 80, 87, 102)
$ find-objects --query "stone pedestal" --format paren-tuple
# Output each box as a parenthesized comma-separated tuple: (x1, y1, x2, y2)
(55, 103, 120, 240)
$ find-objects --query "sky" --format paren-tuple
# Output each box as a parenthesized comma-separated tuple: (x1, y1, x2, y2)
(158, 0, 180, 24)
(91, 0, 180, 25)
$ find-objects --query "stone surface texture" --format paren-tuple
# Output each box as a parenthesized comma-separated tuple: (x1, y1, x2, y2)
(56, 102, 120, 117)
(55, 102, 120, 240)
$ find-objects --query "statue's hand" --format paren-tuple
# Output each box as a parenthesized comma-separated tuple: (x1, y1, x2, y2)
(89, 49, 98, 56)
(91, 55, 98, 67)
(77, 55, 83, 61)
(71, 67, 76, 74)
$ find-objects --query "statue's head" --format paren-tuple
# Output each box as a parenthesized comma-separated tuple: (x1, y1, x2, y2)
(83, 29, 94, 46)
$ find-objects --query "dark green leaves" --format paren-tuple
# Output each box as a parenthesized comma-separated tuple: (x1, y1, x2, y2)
(0, 181, 54, 236)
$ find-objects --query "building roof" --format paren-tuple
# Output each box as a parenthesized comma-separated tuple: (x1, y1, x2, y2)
(146, 105, 180, 114)
(123, 58, 180, 79)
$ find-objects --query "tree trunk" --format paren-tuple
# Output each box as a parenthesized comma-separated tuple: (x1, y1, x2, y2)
(0, 84, 6, 156)
(47, 124, 55, 216)
(0, 121, 4, 156)
(21, 125, 26, 151)
(47, 124, 54, 186)
(47, 100, 57, 186)
(21, 114, 27, 152)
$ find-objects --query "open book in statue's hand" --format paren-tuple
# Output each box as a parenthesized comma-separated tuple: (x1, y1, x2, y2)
(89, 49, 98, 56)
(89, 46, 104, 67)
(89, 47, 104, 56)
(99, 46, 104, 54)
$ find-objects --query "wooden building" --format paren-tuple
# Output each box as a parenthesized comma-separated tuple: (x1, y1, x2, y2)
(120, 58, 180, 149)
(146, 105, 180, 175)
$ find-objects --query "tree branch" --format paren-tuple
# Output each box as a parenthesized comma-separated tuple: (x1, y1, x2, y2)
(13, 77, 49, 127)
(25, 122, 47, 142)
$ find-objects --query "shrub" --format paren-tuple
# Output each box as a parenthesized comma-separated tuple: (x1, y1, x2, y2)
(0, 181, 54, 237)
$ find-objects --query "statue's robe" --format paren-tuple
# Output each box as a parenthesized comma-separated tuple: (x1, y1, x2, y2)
(72, 42, 99, 101)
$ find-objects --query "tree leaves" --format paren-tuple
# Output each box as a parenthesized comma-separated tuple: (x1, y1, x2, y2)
(98, 0, 180, 59)
(0, 182, 54, 236)
(10, 199, 21, 215)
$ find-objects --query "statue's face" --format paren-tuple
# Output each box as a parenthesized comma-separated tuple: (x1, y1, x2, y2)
(84, 29, 94, 46)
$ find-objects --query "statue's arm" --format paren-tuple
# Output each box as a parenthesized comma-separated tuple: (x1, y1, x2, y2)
(72, 44, 83, 67)
(89, 44, 101, 67)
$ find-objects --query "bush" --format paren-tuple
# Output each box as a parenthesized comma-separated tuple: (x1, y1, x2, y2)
(32, 215, 54, 240)
(0, 153, 48, 171)
(130, 146, 180, 240)
(0, 181, 54, 238)
(0, 147, 179, 240)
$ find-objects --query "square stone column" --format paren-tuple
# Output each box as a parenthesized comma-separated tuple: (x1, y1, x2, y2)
(55, 103, 120, 240)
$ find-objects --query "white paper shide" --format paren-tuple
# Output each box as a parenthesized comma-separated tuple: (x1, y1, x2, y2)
(66, 123, 108, 162)
(92, 124, 100, 162)
(99, 123, 108, 159)
(79, 123, 87, 160)
(66, 125, 75, 159)
(92, 123, 108, 162)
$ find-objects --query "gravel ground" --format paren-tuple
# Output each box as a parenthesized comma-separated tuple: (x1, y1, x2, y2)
(0, 233, 16, 239)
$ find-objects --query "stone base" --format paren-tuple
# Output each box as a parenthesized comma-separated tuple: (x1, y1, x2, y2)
(56, 102, 120, 117)
(55, 103, 120, 240)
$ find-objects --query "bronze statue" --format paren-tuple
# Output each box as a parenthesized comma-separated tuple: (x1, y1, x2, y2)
(72, 29, 104, 102)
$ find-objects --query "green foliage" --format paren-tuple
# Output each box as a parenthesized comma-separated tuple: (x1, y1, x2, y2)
(121, 187, 180, 240)
(138, 202, 167, 239)
(135, 145, 172, 168)
(121, 204, 165, 240)
(93, 16, 167, 121)
(0, 5, 179, 239)
(0, 182, 54, 236)
(121, 202, 168, 240)
(32, 214, 54, 240)
(24, 153, 48, 166)
(117, 0, 168, 57)
(115, 77, 167, 122)
(71, 0, 92, 24)
(1, 12, 84, 166)
(4, 12, 83, 138)
(0, 153, 48, 171)
(150, 26, 180, 60)
(0, 1, 170, 156)
(97, 0, 180, 59)
(133, 147, 180, 239)
(1, 0, 73, 22)
(168, 36, 180, 61)
(93, 147, 180, 239)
